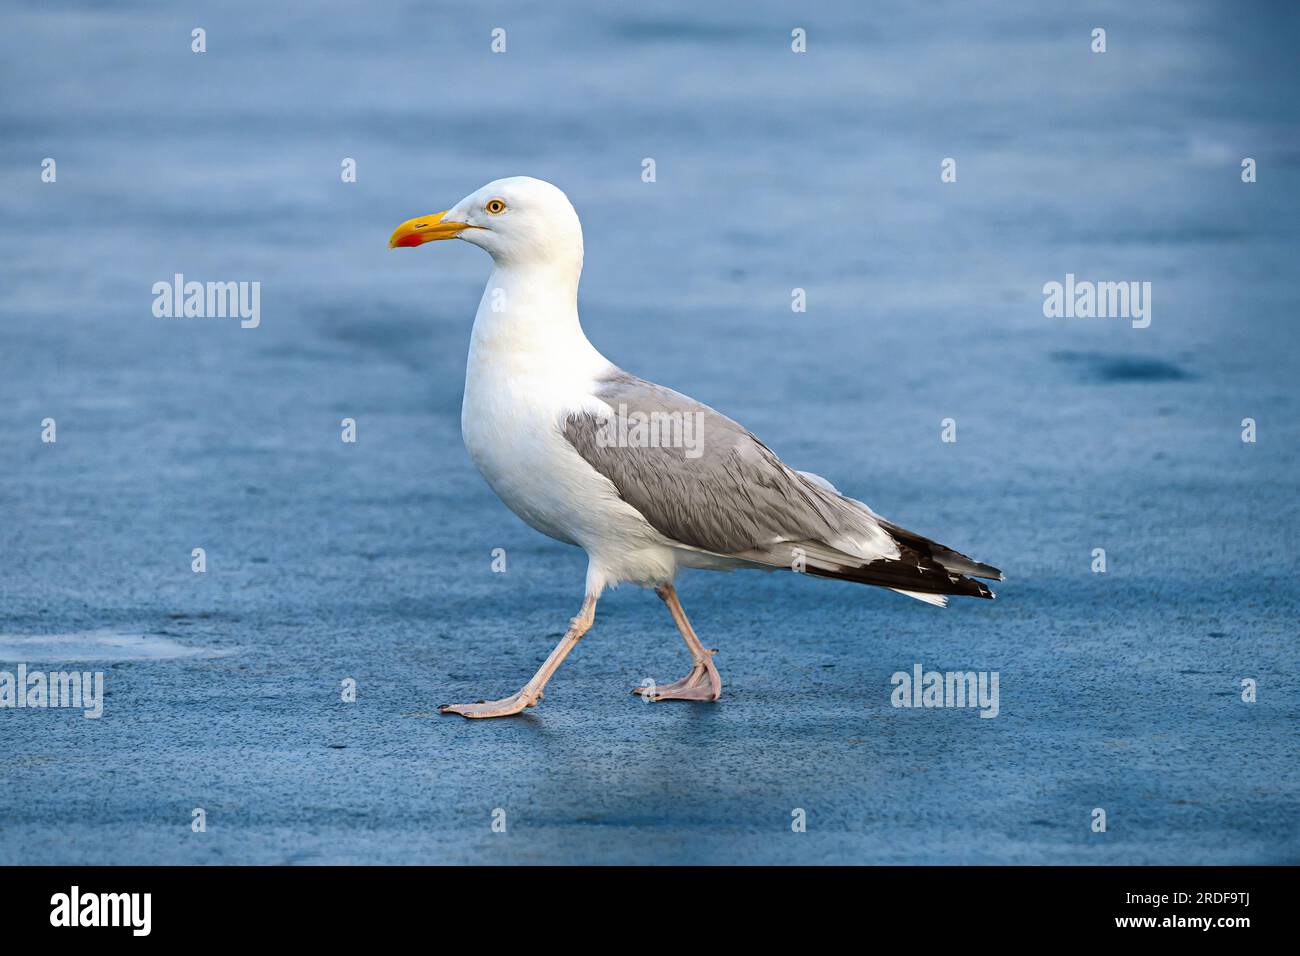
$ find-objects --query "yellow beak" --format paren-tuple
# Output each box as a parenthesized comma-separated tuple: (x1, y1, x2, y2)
(388, 211, 480, 248)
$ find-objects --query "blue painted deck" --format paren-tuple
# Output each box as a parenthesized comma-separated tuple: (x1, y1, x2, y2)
(1, 0, 1296, 864)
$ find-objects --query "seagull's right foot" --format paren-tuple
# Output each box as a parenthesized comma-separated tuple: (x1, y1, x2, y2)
(439, 689, 540, 719)
(633, 651, 721, 702)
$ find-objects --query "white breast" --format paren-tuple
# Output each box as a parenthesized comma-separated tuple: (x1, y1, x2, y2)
(459, 266, 678, 588)
(461, 348, 596, 546)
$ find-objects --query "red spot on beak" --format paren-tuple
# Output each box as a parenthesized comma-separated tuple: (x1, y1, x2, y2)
(393, 232, 424, 247)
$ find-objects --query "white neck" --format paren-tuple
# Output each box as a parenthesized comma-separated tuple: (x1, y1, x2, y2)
(467, 261, 610, 379)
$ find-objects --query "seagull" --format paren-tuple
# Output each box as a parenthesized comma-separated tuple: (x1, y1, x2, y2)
(390, 176, 1002, 718)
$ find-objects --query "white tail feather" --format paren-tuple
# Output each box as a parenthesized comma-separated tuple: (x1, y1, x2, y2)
(890, 588, 948, 607)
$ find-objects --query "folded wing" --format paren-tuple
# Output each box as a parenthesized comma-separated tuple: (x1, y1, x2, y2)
(562, 371, 1001, 604)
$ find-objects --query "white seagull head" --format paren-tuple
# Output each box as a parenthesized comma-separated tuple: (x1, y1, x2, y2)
(389, 176, 583, 269)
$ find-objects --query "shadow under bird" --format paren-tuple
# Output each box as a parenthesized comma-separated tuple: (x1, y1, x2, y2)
(390, 176, 1003, 718)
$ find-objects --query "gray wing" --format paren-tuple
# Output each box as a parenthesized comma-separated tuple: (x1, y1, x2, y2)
(562, 370, 1000, 599)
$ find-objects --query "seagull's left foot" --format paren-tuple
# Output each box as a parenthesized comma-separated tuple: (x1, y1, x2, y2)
(633, 650, 722, 702)
(439, 688, 540, 719)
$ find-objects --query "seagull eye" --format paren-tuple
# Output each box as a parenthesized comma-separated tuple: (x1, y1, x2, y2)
(485, 198, 507, 215)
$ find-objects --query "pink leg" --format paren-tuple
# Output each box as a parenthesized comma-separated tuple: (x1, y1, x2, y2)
(440, 595, 597, 718)
(632, 584, 722, 702)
